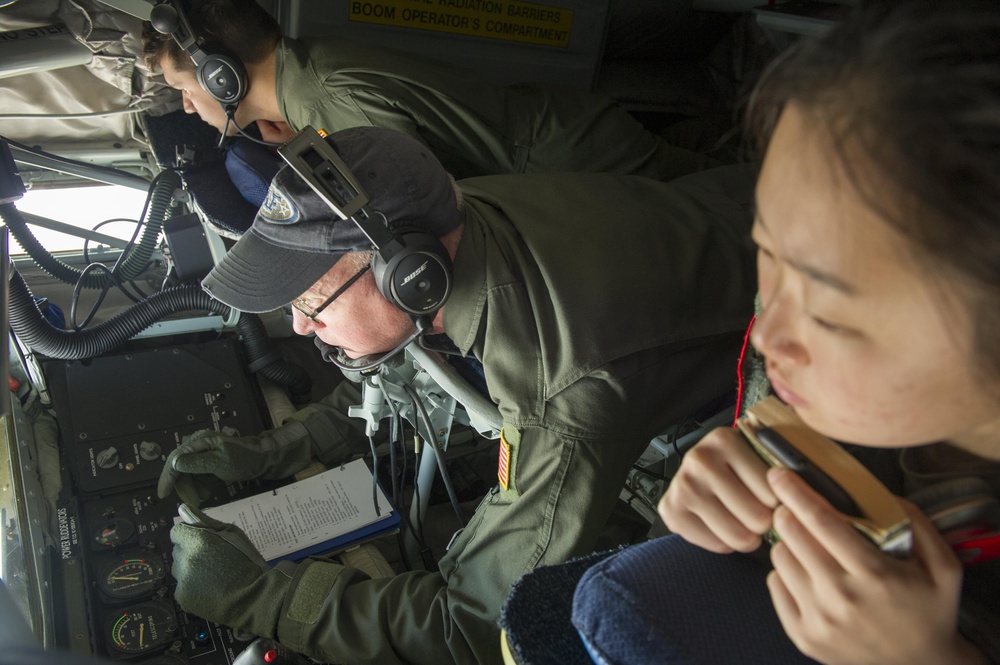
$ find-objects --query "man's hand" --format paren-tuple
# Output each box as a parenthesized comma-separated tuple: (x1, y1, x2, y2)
(157, 425, 313, 506)
(766, 467, 986, 665)
(658, 426, 778, 553)
(169, 505, 295, 638)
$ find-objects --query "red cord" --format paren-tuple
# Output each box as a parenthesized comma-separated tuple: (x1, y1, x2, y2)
(733, 315, 756, 426)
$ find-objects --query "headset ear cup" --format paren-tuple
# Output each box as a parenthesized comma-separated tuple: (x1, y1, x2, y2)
(373, 232, 452, 316)
(195, 53, 247, 106)
(908, 476, 1000, 536)
(152, 0, 246, 107)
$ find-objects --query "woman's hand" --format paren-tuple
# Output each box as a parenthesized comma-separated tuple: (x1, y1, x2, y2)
(658, 426, 778, 553)
(765, 467, 987, 665)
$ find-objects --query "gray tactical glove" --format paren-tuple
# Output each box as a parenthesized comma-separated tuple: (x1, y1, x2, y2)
(170, 504, 296, 638)
(157, 402, 360, 506)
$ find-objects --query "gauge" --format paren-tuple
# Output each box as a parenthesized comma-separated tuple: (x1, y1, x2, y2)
(105, 601, 178, 657)
(98, 552, 166, 601)
(94, 518, 135, 548)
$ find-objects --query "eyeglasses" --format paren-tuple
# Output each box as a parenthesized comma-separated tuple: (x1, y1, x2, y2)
(291, 263, 371, 320)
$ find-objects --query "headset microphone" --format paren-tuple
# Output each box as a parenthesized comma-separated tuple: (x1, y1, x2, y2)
(317, 324, 429, 375)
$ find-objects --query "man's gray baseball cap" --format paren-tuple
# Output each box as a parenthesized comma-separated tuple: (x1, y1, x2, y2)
(202, 126, 462, 313)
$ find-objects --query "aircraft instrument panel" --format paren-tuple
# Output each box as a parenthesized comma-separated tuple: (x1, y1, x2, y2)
(24, 338, 276, 664)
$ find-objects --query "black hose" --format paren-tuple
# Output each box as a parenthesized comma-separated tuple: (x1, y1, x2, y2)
(0, 170, 179, 288)
(9, 270, 311, 401)
(232, 310, 313, 405)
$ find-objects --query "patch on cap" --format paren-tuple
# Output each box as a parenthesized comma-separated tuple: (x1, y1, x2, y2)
(259, 181, 299, 224)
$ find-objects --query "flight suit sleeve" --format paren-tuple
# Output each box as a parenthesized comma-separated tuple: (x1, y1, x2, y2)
(275, 560, 486, 665)
(303, 381, 372, 466)
(271, 423, 646, 665)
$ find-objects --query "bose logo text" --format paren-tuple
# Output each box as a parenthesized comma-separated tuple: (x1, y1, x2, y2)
(401, 261, 429, 286)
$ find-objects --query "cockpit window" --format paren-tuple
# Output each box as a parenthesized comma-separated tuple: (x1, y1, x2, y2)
(11, 185, 150, 254)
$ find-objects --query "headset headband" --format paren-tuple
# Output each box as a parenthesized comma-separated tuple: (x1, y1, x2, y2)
(280, 129, 414, 270)
(149, 0, 246, 108)
(150, 0, 205, 65)
(278, 127, 452, 318)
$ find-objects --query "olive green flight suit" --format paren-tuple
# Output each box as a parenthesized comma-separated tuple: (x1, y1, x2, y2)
(274, 36, 715, 181)
(269, 165, 759, 665)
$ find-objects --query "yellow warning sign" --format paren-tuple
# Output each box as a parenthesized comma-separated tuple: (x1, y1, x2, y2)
(348, 0, 573, 48)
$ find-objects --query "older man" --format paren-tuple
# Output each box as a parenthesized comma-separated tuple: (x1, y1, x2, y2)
(167, 125, 757, 665)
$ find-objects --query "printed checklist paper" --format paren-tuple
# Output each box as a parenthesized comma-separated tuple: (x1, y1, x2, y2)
(192, 459, 398, 562)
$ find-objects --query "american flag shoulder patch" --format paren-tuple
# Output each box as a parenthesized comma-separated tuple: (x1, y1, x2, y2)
(498, 429, 511, 490)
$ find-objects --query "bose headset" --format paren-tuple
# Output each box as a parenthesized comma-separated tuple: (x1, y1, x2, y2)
(149, 0, 247, 110)
(149, 0, 285, 148)
(278, 126, 453, 372)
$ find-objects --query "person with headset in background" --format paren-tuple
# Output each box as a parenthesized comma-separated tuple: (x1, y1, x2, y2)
(161, 122, 758, 665)
(498, 2, 1000, 664)
(139, 0, 723, 182)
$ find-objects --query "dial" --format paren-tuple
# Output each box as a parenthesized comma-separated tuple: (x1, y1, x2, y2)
(96, 446, 119, 469)
(94, 518, 135, 548)
(139, 441, 162, 461)
(106, 601, 178, 657)
(98, 552, 166, 601)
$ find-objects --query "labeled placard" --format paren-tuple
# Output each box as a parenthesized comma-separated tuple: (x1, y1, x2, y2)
(348, 0, 573, 48)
